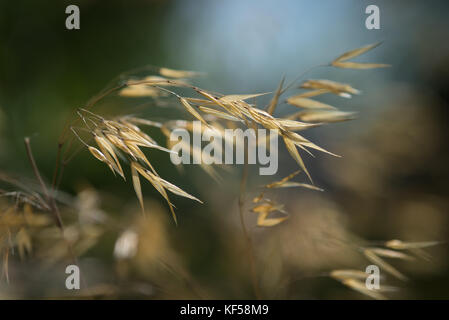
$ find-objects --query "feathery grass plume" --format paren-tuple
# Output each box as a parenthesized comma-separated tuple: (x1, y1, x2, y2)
(74, 110, 201, 223)
(385, 239, 442, 250)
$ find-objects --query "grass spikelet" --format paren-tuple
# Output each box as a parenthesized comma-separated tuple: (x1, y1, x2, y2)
(251, 200, 288, 227)
(158, 67, 202, 78)
(385, 239, 442, 250)
(287, 96, 337, 110)
(119, 85, 161, 97)
(266, 77, 285, 115)
(179, 97, 210, 127)
(130, 162, 144, 214)
(341, 278, 387, 300)
(76, 111, 202, 223)
(332, 42, 382, 63)
(219, 92, 271, 103)
(290, 110, 357, 123)
(332, 62, 391, 69)
(363, 248, 408, 281)
(331, 42, 390, 69)
(94, 134, 125, 180)
(300, 79, 360, 97)
(282, 136, 312, 182)
(88, 146, 109, 163)
(330, 269, 369, 281)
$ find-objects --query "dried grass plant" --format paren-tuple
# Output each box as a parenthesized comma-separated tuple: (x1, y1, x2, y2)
(0, 42, 443, 299)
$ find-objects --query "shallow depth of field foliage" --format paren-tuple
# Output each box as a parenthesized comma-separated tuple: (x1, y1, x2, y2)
(1, 0, 449, 299)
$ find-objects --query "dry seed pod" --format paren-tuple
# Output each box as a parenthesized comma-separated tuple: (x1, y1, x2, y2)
(88, 146, 109, 163)
(286, 96, 336, 110)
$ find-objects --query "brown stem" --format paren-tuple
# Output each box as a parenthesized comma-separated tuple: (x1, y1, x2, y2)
(24, 137, 63, 228)
(24, 138, 50, 202)
(238, 153, 261, 299)
(51, 142, 63, 191)
(24, 137, 87, 289)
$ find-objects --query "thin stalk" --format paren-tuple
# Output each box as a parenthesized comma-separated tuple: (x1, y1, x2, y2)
(238, 151, 261, 299)
(24, 137, 87, 289)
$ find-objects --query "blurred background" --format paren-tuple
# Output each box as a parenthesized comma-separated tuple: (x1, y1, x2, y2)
(0, 0, 449, 299)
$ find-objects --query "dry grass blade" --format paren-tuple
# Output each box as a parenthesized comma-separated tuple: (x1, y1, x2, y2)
(286, 96, 336, 110)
